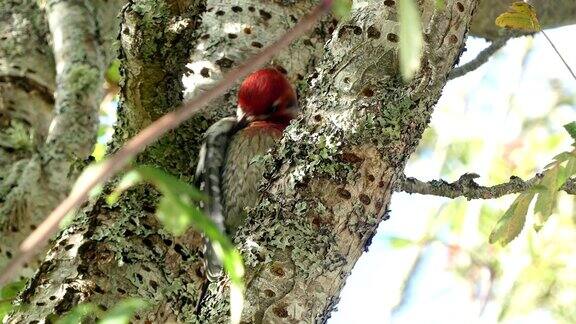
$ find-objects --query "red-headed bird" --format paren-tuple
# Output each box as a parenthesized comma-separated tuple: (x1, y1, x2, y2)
(195, 68, 298, 280)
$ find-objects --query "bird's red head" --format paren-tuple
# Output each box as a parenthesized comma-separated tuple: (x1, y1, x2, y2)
(237, 68, 298, 127)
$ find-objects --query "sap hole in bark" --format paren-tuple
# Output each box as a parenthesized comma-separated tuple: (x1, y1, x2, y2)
(270, 264, 285, 277)
(273, 304, 289, 318)
(94, 285, 105, 294)
(264, 289, 276, 297)
(359, 194, 371, 205)
(6, 251, 12, 258)
(248, 6, 255, 12)
(251, 41, 263, 48)
(215, 10, 225, 16)
(142, 265, 152, 272)
(367, 26, 381, 39)
(362, 88, 375, 97)
(384, 0, 395, 6)
(30, 224, 37, 230)
(387, 33, 399, 42)
(117, 288, 127, 294)
(64, 244, 74, 251)
(150, 280, 158, 290)
(227, 33, 238, 39)
(231, 6, 242, 12)
(337, 188, 352, 200)
(30, 321, 39, 324)
(341, 152, 363, 163)
(290, 15, 297, 23)
(200, 34, 210, 40)
(12, 65, 21, 70)
(200, 67, 210, 78)
(216, 57, 234, 68)
(174, 243, 189, 260)
(353, 26, 362, 35)
(243, 27, 252, 34)
(163, 238, 173, 246)
(375, 200, 383, 210)
(10, 225, 18, 233)
(49, 296, 56, 300)
(26, 68, 36, 74)
(142, 238, 154, 249)
(456, 2, 465, 12)
(449, 35, 458, 44)
(313, 114, 322, 122)
(136, 273, 144, 283)
(367, 174, 375, 182)
(259, 9, 272, 21)
(378, 181, 385, 188)
(36, 302, 46, 306)
(99, 304, 108, 311)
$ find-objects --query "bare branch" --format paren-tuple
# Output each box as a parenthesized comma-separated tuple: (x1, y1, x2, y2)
(396, 173, 576, 200)
(448, 36, 509, 80)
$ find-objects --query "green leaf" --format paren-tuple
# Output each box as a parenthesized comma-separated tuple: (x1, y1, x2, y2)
(0, 280, 26, 300)
(105, 59, 121, 86)
(98, 298, 148, 324)
(489, 192, 534, 245)
(564, 122, 576, 140)
(435, 0, 445, 9)
(534, 166, 562, 231)
(331, 0, 352, 19)
(495, 2, 540, 32)
(0, 280, 26, 321)
(388, 237, 415, 248)
(56, 304, 96, 324)
(399, 0, 423, 81)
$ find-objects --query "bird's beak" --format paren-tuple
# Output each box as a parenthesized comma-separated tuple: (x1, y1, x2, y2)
(236, 109, 249, 128)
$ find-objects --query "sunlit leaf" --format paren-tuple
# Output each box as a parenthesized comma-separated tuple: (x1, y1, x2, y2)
(56, 304, 96, 324)
(534, 165, 564, 231)
(495, 2, 540, 32)
(399, 0, 423, 80)
(331, 0, 352, 19)
(98, 298, 148, 324)
(489, 192, 534, 245)
(564, 121, 576, 140)
(388, 237, 415, 248)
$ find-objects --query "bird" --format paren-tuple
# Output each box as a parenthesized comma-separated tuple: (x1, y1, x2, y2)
(195, 68, 298, 280)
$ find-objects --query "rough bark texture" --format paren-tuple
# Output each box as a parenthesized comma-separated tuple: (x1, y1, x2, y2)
(3, 0, 576, 322)
(0, 0, 126, 279)
(470, 0, 576, 40)
(7, 0, 332, 322)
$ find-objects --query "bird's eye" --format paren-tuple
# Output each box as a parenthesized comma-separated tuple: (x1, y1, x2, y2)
(270, 104, 279, 113)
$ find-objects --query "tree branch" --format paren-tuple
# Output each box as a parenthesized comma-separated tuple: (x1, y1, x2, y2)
(396, 173, 576, 200)
(448, 35, 510, 80)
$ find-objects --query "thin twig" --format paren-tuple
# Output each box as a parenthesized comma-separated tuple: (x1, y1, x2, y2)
(0, 1, 332, 286)
(448, 36, 510, 80)
(541, 30, 576, 82)
(396, 172, 576, 199)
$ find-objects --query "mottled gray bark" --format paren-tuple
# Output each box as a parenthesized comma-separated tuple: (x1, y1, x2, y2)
(0, 0, 126, 279)
(470, 0, 576, 40)
(3, 0, 576, 322)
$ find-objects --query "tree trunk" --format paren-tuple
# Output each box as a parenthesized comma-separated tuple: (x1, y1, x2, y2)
(2, 0, 575, 322)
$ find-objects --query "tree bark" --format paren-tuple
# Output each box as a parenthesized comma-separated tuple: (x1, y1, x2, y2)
(3, 0, 576, 322)
(0, 0, 126, 279)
